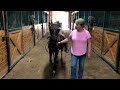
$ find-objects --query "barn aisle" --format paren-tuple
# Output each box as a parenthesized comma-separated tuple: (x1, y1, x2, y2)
(3, 33, 120, 79)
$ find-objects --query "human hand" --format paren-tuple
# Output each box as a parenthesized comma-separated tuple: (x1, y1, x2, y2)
(58, 41, 61, 44)
(87, 53, 91, 59)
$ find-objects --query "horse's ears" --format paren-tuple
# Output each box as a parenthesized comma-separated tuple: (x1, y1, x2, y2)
(49, 20, 53, 27)
(51, 20, 53, 24)
(49, 22, 51, 27)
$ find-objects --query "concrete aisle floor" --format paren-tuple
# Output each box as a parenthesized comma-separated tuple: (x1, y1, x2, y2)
(3, 35, 120, 79)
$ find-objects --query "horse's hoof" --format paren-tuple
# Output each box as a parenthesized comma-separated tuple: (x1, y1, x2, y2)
(53, 70, 56, 74)
(52, 70, 56, 77)
(55, 60, 59, 65)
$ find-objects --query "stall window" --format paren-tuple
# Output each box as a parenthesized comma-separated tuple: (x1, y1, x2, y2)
(39, 11, 42, 23)
(84, 11, 91, 24)
(79, 11, 84, 19)
(105, 11, 120, 30)
(34, 11, 38, 24)
(91, 11, 104, 27)
(45, 13, 47, 23)
(22, 11, 34, 26)
(22, 11, 29, 26)
(7, 11, 21, 29)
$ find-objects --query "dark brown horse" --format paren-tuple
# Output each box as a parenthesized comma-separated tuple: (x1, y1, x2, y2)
(48, 22, 66, 75)
(88, 16, 95, 33)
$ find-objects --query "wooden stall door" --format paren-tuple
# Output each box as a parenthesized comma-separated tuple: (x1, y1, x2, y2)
(9, 30, 23, 66)
(102, 31, 119, 66)
(0, 30, 8, 78)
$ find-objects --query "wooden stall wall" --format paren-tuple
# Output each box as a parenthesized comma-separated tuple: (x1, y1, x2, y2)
(9, 29, 23, 66)
(0, 11, 8, 78)
(91, 26, 103, 54)
(91, 26, 119, 70)
(34, 24, 46, 44)
(22, 26, 34, 55)
(0, 30, 8, 78)
(35, 24, 41, 43)
(102, 29, 119, 67)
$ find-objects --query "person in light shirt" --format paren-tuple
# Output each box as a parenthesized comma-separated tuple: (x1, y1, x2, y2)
(58, 18, 91, 79)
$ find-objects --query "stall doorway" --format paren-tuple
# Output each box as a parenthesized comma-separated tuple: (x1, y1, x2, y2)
(52, 11, 69, 30)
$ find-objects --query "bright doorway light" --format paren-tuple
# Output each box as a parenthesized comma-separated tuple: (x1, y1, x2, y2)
(52, 11, 69, 30)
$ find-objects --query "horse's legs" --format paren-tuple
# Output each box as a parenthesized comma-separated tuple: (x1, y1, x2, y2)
(60, 49, 63, 65)
(53, 51, 58, 72)
(49, 52, 53, 65)
(54, 51, 59, 65)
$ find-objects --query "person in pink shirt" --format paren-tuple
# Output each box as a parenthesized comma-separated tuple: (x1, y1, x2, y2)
(58, 18, 91, 79)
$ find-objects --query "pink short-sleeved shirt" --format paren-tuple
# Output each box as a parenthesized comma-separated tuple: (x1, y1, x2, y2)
(69, 29, 91, 56)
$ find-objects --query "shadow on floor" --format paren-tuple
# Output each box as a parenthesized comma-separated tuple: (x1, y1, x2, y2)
(43, 57, 66, 79)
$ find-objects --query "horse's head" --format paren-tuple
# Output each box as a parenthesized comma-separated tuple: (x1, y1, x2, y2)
(49, 23, 61, 42)
(54, 21, 62, 28)
(88, 16, 95, 27)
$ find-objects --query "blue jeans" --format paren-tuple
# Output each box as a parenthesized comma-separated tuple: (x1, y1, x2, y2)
(71, 53, 86, 79)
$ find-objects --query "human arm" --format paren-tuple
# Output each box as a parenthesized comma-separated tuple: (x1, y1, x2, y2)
(58, 37, 69, 44)
(58, 30, 72, 44)
(87, 38, 91, 59)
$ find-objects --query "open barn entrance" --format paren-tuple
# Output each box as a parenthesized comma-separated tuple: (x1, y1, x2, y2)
(52, 11, 69, 30)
